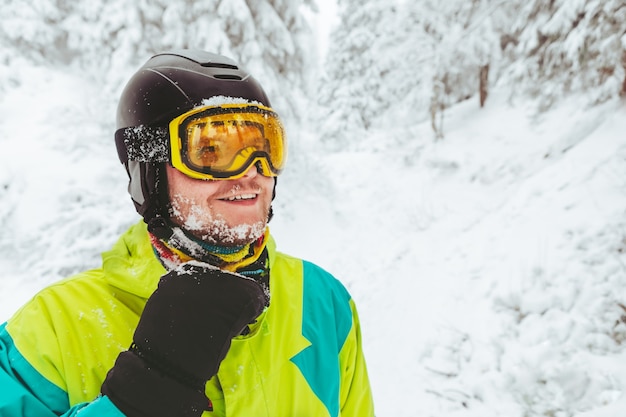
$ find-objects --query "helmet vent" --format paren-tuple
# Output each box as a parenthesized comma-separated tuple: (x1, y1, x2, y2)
(200, 62, 238, 69)
(213, 74, 243, 80)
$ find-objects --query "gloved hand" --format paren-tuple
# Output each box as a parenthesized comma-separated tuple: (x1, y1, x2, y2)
(101, 262, 268, 417)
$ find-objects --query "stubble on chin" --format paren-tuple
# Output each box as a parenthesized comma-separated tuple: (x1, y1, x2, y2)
(197, 218, 267, 246)
(169, 194, 268, 246)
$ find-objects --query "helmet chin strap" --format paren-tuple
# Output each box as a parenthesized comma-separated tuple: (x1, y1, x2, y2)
(125, 161, 173, 240)
(147, 217, 176, 240)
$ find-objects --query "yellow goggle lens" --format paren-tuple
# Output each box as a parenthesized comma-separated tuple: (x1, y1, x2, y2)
(169, 104, 286, 180)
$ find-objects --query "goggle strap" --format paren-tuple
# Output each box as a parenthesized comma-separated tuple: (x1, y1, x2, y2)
(115, 126, 170, 163)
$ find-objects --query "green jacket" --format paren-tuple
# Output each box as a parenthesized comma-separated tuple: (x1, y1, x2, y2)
(0, 221, 374, 416)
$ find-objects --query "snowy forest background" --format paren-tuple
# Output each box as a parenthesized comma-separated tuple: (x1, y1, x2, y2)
(1, 0, 626, 416)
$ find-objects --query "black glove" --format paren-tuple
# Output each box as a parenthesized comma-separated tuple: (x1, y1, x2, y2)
(101, 263, 267, 417)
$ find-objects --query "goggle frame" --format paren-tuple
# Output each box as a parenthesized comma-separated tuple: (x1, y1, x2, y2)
(169, 103, 286, 180)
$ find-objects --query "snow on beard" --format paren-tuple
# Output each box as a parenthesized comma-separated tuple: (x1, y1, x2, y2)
(168, 192, 268, 247)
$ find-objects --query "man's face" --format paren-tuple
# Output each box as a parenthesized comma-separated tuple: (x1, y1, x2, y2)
(165, 164, 275, 246)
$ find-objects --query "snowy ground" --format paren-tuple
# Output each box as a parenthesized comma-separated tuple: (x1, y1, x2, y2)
(275, 92, 626, 416)
(1, 64, 626, 416)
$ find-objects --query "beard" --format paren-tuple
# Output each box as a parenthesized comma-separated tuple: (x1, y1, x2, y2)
(168, 194, 270, 247)
(185, 214, 267, 246)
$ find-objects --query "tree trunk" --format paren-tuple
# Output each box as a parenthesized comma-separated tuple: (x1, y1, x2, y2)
(479, 64, 490, 107)
(620, 51, 626, 97)
(430, 79, 445, 140)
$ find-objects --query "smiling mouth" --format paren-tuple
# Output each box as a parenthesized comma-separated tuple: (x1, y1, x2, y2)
(220, 193, 258, 201)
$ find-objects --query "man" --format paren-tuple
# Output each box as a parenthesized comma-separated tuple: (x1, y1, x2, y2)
(0, 50, 375, 416)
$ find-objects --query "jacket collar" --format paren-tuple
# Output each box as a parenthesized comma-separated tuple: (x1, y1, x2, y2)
(102, 220, 279, 300)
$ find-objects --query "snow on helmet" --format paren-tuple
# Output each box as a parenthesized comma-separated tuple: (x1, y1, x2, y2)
(114, 50, 276, 237)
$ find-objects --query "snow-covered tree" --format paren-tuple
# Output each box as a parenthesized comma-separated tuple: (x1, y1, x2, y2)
(318, 0, 512, 143)
(0, 0, 317, 118)
(502, 0, 626, 108)
(415, 0, 509, 138)
(319, 0, 625, 142)
(316, 0, 403, 147)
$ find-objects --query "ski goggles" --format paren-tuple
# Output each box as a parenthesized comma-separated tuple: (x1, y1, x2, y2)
(169, 103, 287, 180)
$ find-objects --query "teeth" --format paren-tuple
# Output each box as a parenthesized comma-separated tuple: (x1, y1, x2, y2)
(225, 194, 256, 201)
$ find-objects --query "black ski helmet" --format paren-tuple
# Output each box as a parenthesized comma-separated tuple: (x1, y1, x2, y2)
(114, 50, 277, 237)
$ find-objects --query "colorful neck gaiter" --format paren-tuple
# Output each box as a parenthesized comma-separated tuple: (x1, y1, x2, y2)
(149, 226, 270, 308)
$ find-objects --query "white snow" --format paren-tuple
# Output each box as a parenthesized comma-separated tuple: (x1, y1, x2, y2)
(201, 96, 263, 107)
(1, 18, 626, 417)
